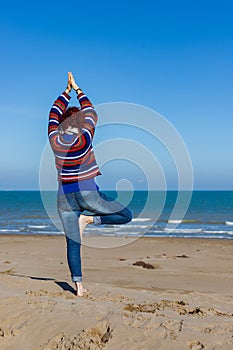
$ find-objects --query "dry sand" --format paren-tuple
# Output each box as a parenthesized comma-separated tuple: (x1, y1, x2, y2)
(0, 234, 232, 350)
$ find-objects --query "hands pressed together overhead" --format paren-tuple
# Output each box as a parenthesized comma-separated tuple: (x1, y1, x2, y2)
(65, 72, 81, 94)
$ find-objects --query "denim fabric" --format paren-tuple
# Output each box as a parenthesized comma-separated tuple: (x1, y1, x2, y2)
(57, 190, 132, 282)
(58, 178, 99, 195)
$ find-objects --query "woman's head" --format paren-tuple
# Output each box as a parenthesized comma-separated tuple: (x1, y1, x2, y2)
(60, 107, 97, 134)
(60, 107, 82, 132)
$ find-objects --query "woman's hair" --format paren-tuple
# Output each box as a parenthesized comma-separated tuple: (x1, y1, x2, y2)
(60, 107, 83, 131)
(60, 107, 97, 133)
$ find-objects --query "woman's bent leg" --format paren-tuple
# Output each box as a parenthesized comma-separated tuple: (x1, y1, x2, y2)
(78, 191, 132, 225)
(96, 207, 132, 225)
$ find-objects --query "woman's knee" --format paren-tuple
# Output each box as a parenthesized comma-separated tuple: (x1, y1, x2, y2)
(122, 207, 132, 223)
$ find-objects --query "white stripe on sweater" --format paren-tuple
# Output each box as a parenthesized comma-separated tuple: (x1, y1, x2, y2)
(60, 165, 98, 176)
(53, 105, 62, 114)
(61, 94, 70, 103)
(84, 116, 95, 125)
(49, 130, 58, 137)
(82, 128, 92, 139)
(49, 118, 59, 124)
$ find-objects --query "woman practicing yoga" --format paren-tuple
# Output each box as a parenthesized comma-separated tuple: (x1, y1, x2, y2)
(48, 72, 132, 296)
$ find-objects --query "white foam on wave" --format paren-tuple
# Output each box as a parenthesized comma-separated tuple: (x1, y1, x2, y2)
(28, 225, 49, 229)
(168, 219, 203, 224)
(168, 220, 182, 224)
(45, 231, 65, 235)
(87, 227, 120, 232)
(117, 225, 150, 229)
(226, 221, 233, 226)
(118, 232, 143, 236)
(0, 229, 20, 232)
(204, 230, 233, 235)
(132, 218, 151, 222)
(165, 228, 203, 233)
(34, 231, 64, 235)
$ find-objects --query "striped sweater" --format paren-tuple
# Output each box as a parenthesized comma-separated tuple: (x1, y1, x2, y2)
(48, 90, 101, 183)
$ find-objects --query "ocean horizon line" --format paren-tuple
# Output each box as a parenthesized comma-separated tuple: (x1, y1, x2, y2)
(1, 189, 233, 192)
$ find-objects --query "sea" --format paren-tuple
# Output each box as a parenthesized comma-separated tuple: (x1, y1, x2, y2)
(0, 191, 232, 240)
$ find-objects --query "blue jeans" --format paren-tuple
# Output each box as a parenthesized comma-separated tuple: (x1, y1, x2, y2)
(57, 190, 132, 282)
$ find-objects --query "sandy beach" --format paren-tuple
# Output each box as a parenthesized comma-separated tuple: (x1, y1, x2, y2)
(0, 234, 232, 350)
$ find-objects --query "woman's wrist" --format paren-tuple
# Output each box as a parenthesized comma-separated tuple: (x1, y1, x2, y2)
(75, 87, 82, 94)
(65, 86, 72, 94)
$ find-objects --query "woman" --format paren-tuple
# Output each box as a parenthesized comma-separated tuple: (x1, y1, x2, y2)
(48, 72, 132, 296)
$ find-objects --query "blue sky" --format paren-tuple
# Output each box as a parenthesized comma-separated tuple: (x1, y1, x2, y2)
(0, 0, 232, 190)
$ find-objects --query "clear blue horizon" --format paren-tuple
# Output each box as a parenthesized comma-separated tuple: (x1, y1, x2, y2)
(0, 0, 232, 190)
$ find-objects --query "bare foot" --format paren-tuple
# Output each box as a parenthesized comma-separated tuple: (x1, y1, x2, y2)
(79, 215, 94, 239)
(75, 282, 88, 297)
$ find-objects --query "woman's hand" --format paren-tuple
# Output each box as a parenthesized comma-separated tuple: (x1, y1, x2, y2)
(65, 72, 72, 94)
(68, 72, 81, 91)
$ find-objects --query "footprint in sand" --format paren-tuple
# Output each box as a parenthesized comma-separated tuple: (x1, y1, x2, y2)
(160, 319, 183, 340)
(0, 327, 20, 338)
(188, 340, 205, 349)
(123, 299, 233, 318)
(0, 315, 29, 340)
(40, 321, 113, 350)
(25, 289, 75, 299)
(123, 300, 187, 315)
(122, 308, 164, 331)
